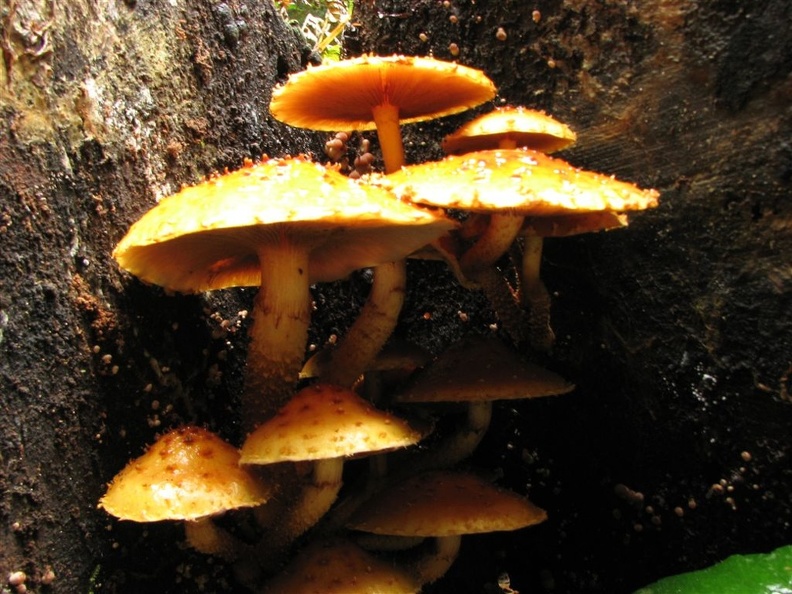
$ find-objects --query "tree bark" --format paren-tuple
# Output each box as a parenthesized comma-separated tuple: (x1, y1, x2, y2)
(0, 0, 789, 593)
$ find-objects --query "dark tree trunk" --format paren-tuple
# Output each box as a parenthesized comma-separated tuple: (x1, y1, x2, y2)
(0, 0, 789, 593)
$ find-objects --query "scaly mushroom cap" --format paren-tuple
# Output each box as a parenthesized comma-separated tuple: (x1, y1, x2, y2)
(113, 156, 455, 293)
(261, 538, 420, 594)
(381, 148, 660, 215)
(270, 55, 496, 131)
(395, 336, 574, 404)
(442, 106, 577, 154)
(348, 470, 547, 537)
(99, 426, 269, 522)
(240, 384, 425, 464)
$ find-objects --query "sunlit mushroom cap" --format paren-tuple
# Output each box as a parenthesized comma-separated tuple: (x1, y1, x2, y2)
(395, 336, 574, 404)
(113, 156, 455, 293)
(442, 106, 577, 154)
(348, 470, 547, 537)
(99, 426, 270, 522)
(381, 149, 659, 215)
(240, 384, 425, 464)
(270, 54, 496, 131)
(261, 538, 420, 594)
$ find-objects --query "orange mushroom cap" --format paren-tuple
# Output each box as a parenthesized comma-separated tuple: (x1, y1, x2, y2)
(348, 470, 547, 537)
(270, 54, 496, 131)
(381, 148, 660, 216)
(99, 426, 270, 522)
(395, 336, 574, 404)
(113, 156, 455, 293)
(240, 384, 425, 465)
(442, 106, 577, 155)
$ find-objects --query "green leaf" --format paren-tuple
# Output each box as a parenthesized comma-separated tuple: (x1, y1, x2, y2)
(635, 545, 792, 594)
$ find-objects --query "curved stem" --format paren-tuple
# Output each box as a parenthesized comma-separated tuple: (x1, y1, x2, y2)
(372, 102, 405, 174)
(392, 402, 492, 480)
(459, 213, 523, 276)
(321, 260, 407, 388)
(255, 458, 345, 571)
(243, 241, 311, 432)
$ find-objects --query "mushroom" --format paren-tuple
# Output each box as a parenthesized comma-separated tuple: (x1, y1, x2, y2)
(393, 336, 574, 474)
(381, 148, 659, 347)
(270, 54, 496, 174)
(99, 426, 270, 559)
(268, 55, 493, 386)
(441, 106, 577, 155)
(239, 383, 426, 560)
(347, 470, 547, 586)
(112, 156, 454, 429)
(260, 538, 420, 594)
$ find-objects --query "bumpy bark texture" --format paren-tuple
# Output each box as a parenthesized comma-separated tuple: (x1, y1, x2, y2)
(0, 0, 789, 593)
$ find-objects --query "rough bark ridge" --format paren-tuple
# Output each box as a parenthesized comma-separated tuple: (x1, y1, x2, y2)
(0, 0, 789, 593)
(0, 0, 321, 591)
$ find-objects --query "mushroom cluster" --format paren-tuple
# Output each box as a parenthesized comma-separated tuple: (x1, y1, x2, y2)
(100, 54, 659, 592)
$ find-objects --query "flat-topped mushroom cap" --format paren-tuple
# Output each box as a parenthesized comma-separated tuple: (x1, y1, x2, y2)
(442, 106, 577, 154)
(522, 211, 628, 237)
(262, 538, 420, 594)
(99, 426, 269, 522)
(348, 470, 547, 537)
(395, 336, 574, 403)
(381, 149, 660, 215)
(240, 384, 424, 464)
(270, 55, 496, 131)
(113, 156, 455, 293)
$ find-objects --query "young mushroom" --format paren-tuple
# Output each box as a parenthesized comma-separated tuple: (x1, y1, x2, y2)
(347, 470, 547, 586)
(442, 106, 577, 155)
(391, 336, 574, 475)
(99, 426, 270, 560)
(239, 383, 426, 562)
(113, 156, 454, 430)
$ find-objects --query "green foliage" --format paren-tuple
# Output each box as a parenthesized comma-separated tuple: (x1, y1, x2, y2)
(278, 0, 353, 61)
(634, 545, 792, 594)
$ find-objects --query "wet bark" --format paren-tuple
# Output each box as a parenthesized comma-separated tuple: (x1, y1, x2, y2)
(0, 0, 789, 593)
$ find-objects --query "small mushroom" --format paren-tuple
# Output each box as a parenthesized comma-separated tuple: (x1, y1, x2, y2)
(348, 470, 547, 585)
(393, 336, 574, 473)
(99, 426, 270, 559)
(442, 105, 577, 155)
(240, 383, 426, 560)
(113, 156, 453, 429)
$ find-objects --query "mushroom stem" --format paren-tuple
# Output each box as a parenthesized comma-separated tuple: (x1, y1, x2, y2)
(243, 241, 311, 431)
(256, 458, 345, 568)
(459, 213, 524, 276)
(321, 260, 407, 388)
(372, 102, 406, 174)
(393, 401, 492, 478)
(408, 535, 463, 585)
(520, 234, 555, 352)
(184, 517, 244, 561)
